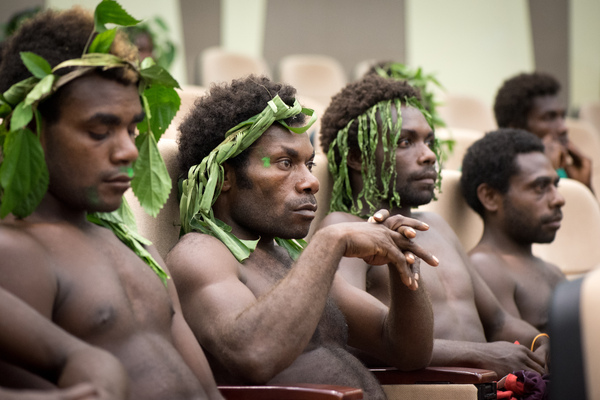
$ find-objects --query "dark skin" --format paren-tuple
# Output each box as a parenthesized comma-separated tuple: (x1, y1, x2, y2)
(524, 95, 593, 190)
(469, 152, 566, 332)
(319, 105, 549, 378)
(167, 123, 438, 400)
(0, 287, 128, 400)
(0, 74, 222, 400)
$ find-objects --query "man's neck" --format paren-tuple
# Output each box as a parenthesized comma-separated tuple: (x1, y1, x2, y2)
(479, 223, 533, 258)
(27, 192, 93, 228)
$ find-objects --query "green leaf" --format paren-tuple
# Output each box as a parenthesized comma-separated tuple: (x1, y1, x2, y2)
(3, 77, 38, 106)
(0, 128, 47, 218)
(94, 0, 141, 33)
(88, 28, 117, 54)
(136, 94, 151, 135)
(143, 85, 180, 141)
(131, 133, 171, 217)
(20, 52, 52, 79)
(10, 103, 33, 132)
(140, 57, 156, 69)
(139, 65, 180, 88)
(0, 99, 11, 118)
(53, 53, 126, 71)
(24, 74, 55, 106)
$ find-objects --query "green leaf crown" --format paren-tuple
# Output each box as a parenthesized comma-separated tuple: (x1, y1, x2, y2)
(179, 95, 316, 262)
(0, 0, 181, 285)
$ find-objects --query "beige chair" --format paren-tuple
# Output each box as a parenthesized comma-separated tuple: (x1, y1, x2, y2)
(162, 84, 207, 140)
(437, 93, 497, 133)
(278, 54, 347, 107)
(579, 100, 600, 136)
(532, 177, 600, 279)
(435, 127, 484, 171)
(199, 46, 271, 87)
(353, 59, 377, 80)
(565, 118, 600, 199)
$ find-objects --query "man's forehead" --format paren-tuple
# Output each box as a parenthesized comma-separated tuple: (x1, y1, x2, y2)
(513, 152, 556, 182)
(386, 104, 431, 132)
(531, 95, 565, 114)
(250, 122, 312, 151)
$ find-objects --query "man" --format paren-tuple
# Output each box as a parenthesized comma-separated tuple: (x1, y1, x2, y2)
(494, 72, 592, 191)
(460, 129, 566, 332)
(0, 7, 221, 400)
(167, 75, 438, 400)
(318, 74, 548, 378)
(0, 287, 128, 400)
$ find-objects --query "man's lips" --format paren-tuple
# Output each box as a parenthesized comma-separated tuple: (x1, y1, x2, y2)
(412, 170, 438, 184)
(294, 203, 318, 217)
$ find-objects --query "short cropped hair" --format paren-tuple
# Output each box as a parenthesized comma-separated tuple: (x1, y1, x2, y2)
(177, 75, 304, 177)
(0, 7, 139, 124)
(493, 72, 560, 129)
(319, 74, 419, 156)
(460, 128, 545, 217)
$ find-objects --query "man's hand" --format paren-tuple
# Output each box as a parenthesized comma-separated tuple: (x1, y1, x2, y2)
(473, 341, 546, 378)
(563, 141, 593, 190)
(0, 384, 100, 400)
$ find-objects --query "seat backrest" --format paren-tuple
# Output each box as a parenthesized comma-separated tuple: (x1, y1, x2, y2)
(199, 46, 271, 87)
(419, 169, 483, 252)
(579, 100, 600, 136)
(437, 93, 497, 133)
(278, 54, 347, 107)
(164, 85, 207, 140)
(435, 127, 484, 171)
(124, 138, 181, 260)
(532, 177, 600, 278)
(565, 118, 600, 200)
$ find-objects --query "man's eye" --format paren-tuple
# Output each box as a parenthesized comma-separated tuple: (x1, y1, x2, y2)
(89, 131, 108, 140)
(279, 159, 292, 168)
(398, 138, 411, 148)
(307, 161, 316, 172)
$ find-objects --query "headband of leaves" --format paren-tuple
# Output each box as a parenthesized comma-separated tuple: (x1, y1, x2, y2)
(0, 0, 181, 285)
(180, 95, 316, 262)
(327, 96, 442, 218)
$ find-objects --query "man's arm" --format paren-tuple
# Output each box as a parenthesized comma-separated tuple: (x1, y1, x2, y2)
(564, 140, 593, 191)
(0, 288, 129, 400)
(167, 218, 435, 383)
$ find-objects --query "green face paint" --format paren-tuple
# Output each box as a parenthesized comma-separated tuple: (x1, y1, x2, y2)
(120, 166, 134, 178)
(262, 157, 271, 168)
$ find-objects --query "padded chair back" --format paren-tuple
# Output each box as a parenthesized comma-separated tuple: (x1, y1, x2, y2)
(579, 100, 600, 136)
(532, 177, 600, 278)
(199, 46, 271, 87)
(419, 169, 483, 252)
(565, 118, 600, 199)
(279, 54, 347, 107)
(435, 127, 484, 171)
(124, 139, 181, 260)
(437, 93, 496, 132)
(164, 85, 207, 140)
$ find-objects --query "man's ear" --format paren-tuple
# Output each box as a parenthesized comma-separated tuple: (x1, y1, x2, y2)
(221, 163, 233, 192)
(347, 149, 363, 172)
(477, 183, 501, 213)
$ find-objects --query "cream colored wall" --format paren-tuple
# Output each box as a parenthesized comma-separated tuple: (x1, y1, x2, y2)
(221, 0, 266, 57)
(570, 0, 600, 109)
(406, 0, 534, 107)
(46, 0, 188, 84)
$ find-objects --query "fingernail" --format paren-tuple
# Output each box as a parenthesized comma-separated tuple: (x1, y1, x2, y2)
(407, 227, 416, 235)
(432, 255, 439, 265)
(422, 222, 430, 229)
(414, 273, 419, 281)
(367, 216, 376, 223)
(408, 277, 412, 286)
(374, 212, 383, 220)
(414, 280, 419, 289)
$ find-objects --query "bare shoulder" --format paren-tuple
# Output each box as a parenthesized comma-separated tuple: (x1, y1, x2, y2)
(413, 210, 453, 234)
(318, 211, 364, 228)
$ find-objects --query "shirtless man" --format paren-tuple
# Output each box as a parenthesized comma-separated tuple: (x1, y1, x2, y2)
(167, 75, 438, 399)
(318, 74, 548, 378)
(0, 7, 221, 400)
(494, 72, 592, 191)
(460, 128, 566, 332)
(0, 287, 128, 400)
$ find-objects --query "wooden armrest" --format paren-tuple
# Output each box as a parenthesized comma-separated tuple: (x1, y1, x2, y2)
(219, 384, 363, 399)
(370, 366, 498, 385)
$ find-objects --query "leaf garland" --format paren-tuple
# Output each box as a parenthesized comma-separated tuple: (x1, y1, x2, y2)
(0, 0, 179, 285)
(180, 95, 316, 262)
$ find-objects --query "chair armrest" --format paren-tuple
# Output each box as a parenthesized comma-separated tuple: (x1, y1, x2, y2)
(219, 384, 363, 400)
(370, 366, 498, 385)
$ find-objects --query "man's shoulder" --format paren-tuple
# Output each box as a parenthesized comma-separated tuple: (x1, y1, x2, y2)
(320, 211, 364, 227)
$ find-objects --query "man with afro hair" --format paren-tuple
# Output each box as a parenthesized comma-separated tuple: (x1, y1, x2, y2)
(461, 129, 565, 332)
(0, 6, 223, 399)
(168, 75, 438, 400)
(318, 74, 548, 378)
(494, 72, 592, 191)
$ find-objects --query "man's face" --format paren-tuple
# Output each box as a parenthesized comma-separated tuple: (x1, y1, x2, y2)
(42, 74, 143, 213)
(374, 105, 437, 208)
(499, 152, 565, 244)
(527, 95, 568, 146)
(227, 123, 319, 240)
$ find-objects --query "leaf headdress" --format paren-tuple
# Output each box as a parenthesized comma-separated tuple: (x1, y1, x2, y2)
(0, 0, 180, 285)
(180, 95, 316, 262)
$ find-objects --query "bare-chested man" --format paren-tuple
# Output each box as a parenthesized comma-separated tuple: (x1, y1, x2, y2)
(318, 74, 549, 378)
(0, 287, 128, 400)
(0, 7, 221, 400)
(460, 128, 566, 332)
(167, 75, 438, 400)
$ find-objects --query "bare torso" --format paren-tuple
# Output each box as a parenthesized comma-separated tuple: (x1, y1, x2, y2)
(469, 243, 565, 332)
(0, 217, 208, 400)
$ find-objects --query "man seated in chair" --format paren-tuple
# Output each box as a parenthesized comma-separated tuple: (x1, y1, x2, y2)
(460, 129, 566, 333)
(0, 6, 222, 400)
(494, 72, 593, 191)
(318, 74, 548, 378)
(167, 75, 438, 400)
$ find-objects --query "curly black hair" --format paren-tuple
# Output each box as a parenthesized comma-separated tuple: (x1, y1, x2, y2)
(493, 72, 560, 129)
(0, 7, 139, 124)
(319, 74, 419, 156)
(460, 128, 545, 218)
(177, 75, 305, 177)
